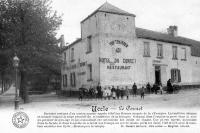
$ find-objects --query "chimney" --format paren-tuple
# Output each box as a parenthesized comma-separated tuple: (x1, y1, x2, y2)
(167, 26, 178, 37)
(60, 34, 65, 48)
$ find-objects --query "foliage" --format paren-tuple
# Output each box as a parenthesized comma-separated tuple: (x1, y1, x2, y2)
(0, 0, 62, 97)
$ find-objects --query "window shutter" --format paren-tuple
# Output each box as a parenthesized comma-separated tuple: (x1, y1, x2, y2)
(74, 73, 76, 86)
(65, 75, 67, 87)
(178, 70, 181, 82)
(62, 75, 65, 86)
(70, 73, 72, 86)
(171, 69, 173, 82)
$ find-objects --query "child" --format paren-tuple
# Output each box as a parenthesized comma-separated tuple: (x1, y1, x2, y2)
(107, 87, 111, 100)
(159, 83, 163, 95)
(103, 87, 107, 100)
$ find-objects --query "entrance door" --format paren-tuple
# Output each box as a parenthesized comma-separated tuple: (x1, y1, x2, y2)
(155, 66, 161, 84)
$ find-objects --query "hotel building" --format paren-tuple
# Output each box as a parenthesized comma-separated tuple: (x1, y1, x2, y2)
(61, 2, 200, 94)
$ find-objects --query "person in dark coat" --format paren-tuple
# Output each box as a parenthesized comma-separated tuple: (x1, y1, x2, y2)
(79, 88, 84, 101)
(167, 79, 173, 94)
(155, 84, 159, 94)
(132, 83, 137, 97)
(111, 86, 116, 99)
(116, 86, 120, 100)
(146, 82, 151, 94)
(153, 83, 159, 94)
(97, 83, 102, 99)
(141, 86, 145, 99)
(120, 87, 124, 99)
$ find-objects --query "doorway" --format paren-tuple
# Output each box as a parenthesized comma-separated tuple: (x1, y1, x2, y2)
(155, 66, 161, 84)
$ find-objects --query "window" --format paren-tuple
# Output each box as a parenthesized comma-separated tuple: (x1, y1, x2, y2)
(171, 69, 181, 83)
(70, 72, 76, 87)
(63, 52, 66, 62)
(71, 48, 74, 62)
(86, 35, 92, 53)
(157, 44, 163, 58)
(87, 64, 92, 81)
(62, 74, 67, 87)
(172, 46, 178, 59)
(62, 75, 65, 87)
(181, 48, 186, 60)
(143, 42, 150, 57)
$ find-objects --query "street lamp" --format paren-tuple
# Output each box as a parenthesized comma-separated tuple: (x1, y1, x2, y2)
(13, 55, 20, 110)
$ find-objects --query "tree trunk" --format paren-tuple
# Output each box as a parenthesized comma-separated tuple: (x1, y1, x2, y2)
(20, 70, 29, 103)
(1, 71, 4, 93)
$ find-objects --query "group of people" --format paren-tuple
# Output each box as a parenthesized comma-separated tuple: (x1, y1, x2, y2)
(79, 79, 175, 101)
(146, 79, 175, 94)
(102, 86, 130, 100)
(79, 83, 144, 100)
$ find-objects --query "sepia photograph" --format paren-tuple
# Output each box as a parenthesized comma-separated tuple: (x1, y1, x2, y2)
(0, 0, 200, 133)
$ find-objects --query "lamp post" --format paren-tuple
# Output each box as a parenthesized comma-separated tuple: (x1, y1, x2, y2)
(13, 55, 20, 110)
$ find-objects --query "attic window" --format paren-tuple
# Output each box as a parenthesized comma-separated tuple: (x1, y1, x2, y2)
(127, 17, 129, 20)
(105, 14, 106, 17)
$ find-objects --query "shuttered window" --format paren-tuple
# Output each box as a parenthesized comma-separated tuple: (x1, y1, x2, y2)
(87, 64, 92, 81)
(62, 74, 67, 87)
(70, 72, 76, 87)
(171, 69, 181, 83)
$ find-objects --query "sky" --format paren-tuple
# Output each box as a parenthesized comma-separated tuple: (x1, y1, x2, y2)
(52, 0, 200, 44)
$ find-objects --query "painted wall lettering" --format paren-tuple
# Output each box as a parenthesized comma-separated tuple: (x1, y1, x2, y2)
(99, 58, 136, 64)
(109, 40, 128, 47)
(107, 65, 131, 70)
(99, 58, 119, 64)
(80, 62, 86, 67)
(123, 59, 136, 63)
(78, 72, 86, 76)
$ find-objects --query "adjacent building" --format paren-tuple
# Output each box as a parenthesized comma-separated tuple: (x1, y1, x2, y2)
(61, 2, 200, 94)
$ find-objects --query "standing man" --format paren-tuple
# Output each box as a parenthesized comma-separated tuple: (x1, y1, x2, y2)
(167, 79, 173, 94)
(116, 86, 120, 100)
(141, 86, 145, 99)
(146, 82, 151, 94)
(120, 87, 124, 99)
(97, 83, 102, 99)
(132, 83, 137, 97)
(111, 86, 116, 100)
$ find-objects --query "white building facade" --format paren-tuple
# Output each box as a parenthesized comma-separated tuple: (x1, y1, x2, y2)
(61, 2, 200, 93)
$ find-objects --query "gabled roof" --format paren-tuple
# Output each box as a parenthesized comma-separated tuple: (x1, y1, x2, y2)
(81, 2, 135, 23)
(136, 27, 200, 57)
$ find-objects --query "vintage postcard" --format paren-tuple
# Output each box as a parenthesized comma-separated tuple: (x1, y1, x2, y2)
(0, 0, 200, 133)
